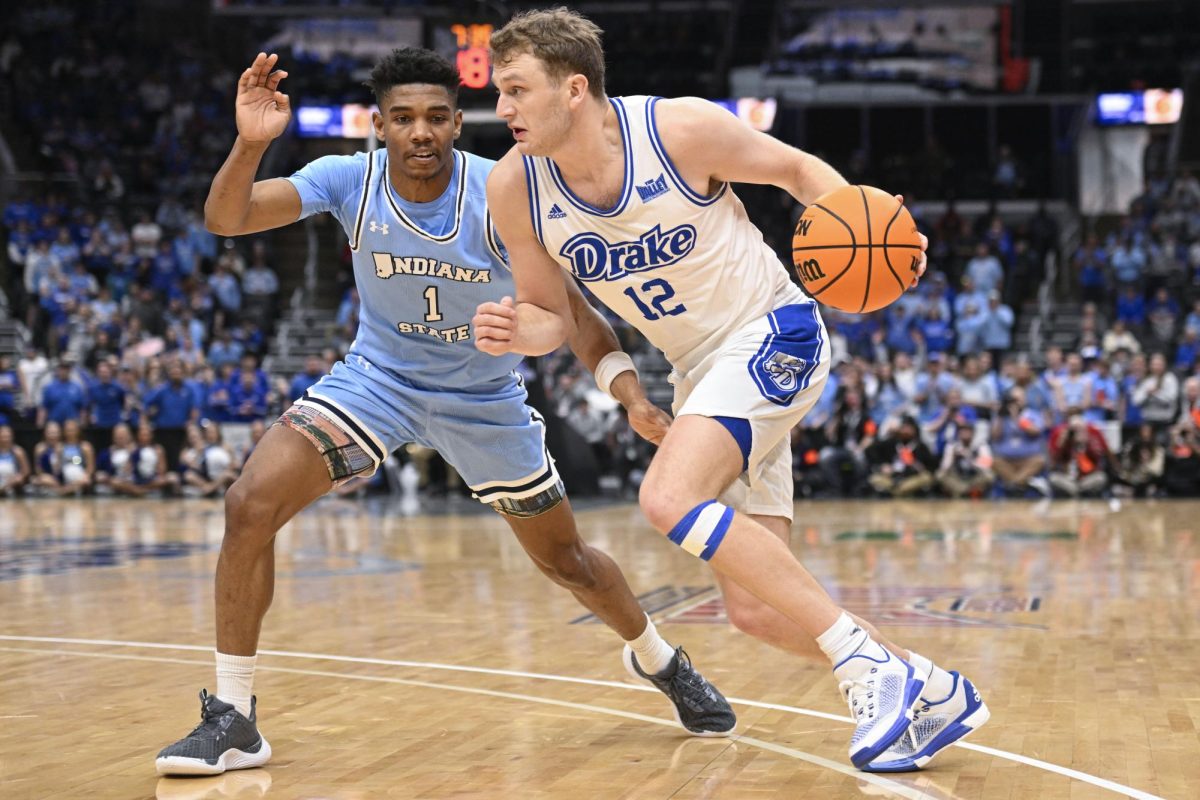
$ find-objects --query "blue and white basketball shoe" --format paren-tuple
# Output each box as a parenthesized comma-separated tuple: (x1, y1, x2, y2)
(863, 671, 990, 772)
(834, 648, 927, 769)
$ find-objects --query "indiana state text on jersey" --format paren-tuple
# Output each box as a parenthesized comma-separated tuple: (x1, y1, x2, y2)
(370, 252, 491, 343)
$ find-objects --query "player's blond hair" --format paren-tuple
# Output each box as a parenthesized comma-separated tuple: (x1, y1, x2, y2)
(490, 7, 606, 100)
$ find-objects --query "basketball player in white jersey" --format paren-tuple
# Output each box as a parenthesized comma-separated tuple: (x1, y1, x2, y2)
(475, 9, 989, 772)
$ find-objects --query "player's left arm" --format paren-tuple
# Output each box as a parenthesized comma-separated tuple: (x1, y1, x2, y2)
(563, 275, 671, 445)
(654, 98, 927, 282)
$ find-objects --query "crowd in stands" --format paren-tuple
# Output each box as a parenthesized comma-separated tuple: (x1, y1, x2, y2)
(6, 3, 1200, 504)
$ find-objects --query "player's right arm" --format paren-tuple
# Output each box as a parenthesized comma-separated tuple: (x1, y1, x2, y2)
(205, 53, 302, 236)
(474, 150, 576, 357)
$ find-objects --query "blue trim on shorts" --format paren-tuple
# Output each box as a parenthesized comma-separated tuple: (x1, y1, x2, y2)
(747, 303, 824, 407)
(713, 415, 751, 472)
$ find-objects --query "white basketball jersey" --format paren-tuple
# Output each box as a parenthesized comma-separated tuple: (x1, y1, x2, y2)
(524, 95, 812, 370)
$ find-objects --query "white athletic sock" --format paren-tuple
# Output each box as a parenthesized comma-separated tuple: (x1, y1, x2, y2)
(626, 614, 676, 675)
(908, 651, 955, 702)
(215, 651, 257, 718)
(818, 613, 888, 673)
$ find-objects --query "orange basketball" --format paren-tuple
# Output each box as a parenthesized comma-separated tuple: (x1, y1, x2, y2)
(791, 185, 922, 314)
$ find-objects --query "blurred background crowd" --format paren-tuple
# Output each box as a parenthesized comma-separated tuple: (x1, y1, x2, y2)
(1, 0, 1198, 504)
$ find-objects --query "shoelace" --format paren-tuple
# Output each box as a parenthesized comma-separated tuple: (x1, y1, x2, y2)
(838, 673, 879, 723)
(661, 649, 717, 709)
(186, 691, 232, 738)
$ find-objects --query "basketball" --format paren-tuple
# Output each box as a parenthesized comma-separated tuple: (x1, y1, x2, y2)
(791, 185, 922, 314)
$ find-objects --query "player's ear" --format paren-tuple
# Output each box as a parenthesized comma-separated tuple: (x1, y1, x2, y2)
(566, 73, 589, 108)
(371, 110, 385, 143)
(453, 108, 463, 141)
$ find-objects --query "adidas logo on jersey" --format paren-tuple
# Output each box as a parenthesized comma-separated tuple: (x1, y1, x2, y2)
(547, 204, 567, 220)
(635, 174, 669, 203)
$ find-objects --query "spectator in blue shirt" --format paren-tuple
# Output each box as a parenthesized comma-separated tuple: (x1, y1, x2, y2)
(151, 240, 179, 295)
(1110, 239, 1146, 287)
(1115, 286, 1146, 327)
(1176, 328, 1200, 372)
(883, 305, 920, 355)
(918, 305, 954, 354)
(228, 369, 270, 423)
(207, 330, 244, 369)
(208, 260, 241, 321)
(144, 362, 199, 429)
(0, 355, 19, 426)
(290, 355, 326, 401)
(49, 226, 81, 269)
(965, 242, 1004, 296)
(144, 361, 199, 468)
(87, 361, 126, 432)
(1084, 350, 1119, 422)
(38, 361, 86, 427)
(977, 290, 1014, 361)
(233, 354, 271, 398)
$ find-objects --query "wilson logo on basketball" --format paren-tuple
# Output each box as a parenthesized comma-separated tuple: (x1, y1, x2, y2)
(559, 224, 697, 282)
(795, 258, 826, 283)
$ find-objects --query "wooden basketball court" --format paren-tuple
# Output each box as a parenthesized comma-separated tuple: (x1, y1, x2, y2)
(0, 496, 1195, 799)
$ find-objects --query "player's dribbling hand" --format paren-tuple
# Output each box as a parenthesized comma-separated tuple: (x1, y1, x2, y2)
(627, 399, 672, 446)
(237, 52, 291, 144)
(473, 296, 518, 355)
(895, 194, 928, 290)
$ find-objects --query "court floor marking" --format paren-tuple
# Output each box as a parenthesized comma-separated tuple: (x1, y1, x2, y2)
(0, 634, 1165, 800)
(0, 646, 934, 800)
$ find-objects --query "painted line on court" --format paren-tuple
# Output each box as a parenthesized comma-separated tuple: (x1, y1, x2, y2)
(0, 634, 1165, 800)
(0, 646, 931, 800)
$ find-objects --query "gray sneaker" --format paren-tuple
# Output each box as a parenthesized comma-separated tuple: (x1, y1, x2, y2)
(156, 690, 271, 776)
(623, 646, 736, 737)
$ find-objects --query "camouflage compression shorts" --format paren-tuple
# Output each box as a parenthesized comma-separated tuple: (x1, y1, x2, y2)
(275, 402, 379, 488)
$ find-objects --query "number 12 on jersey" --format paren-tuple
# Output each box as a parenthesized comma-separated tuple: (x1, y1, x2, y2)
(623, 278, 686, 321)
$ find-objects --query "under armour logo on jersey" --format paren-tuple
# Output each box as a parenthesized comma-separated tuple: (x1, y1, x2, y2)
(560, 223, 697, 282)
(369, 221, 389, 235)
(635, 174, 669, 203)
(547, 204, 567, 220)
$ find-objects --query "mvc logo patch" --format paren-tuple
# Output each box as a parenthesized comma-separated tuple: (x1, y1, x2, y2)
(635, 174, 670, 203)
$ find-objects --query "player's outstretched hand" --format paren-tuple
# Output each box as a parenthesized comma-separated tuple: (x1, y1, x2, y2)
(627, 399, 672, 446)
(237, 52, 291, 144)
(474, 296, 518, 355)
(895, 194, 928, 290)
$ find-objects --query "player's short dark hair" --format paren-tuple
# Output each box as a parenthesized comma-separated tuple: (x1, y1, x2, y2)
(365, 47, 461, 107)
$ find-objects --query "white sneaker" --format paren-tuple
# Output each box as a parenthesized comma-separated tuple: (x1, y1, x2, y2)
(835, 648, 926, 769)
(863, 671, 990, 772)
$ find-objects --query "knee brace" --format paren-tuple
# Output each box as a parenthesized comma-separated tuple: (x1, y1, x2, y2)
(667, 500, 733, 561)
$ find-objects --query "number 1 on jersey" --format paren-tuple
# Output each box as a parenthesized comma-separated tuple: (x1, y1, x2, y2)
(423, 286, 443, 322)
(623, 278, 686, 321)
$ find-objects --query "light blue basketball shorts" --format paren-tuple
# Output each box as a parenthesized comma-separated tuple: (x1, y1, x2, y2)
(289, 355, 559, 504)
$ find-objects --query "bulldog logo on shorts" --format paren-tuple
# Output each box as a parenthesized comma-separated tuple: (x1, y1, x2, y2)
(763, 351, 807, 393)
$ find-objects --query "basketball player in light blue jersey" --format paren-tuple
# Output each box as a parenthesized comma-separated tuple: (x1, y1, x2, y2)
(478, 9, 989, 773)
(156, 48, 734, 777)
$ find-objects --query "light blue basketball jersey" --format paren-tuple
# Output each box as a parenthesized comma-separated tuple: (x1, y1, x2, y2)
(288, 148, 520, 391)
(286, 149, 559, 502)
